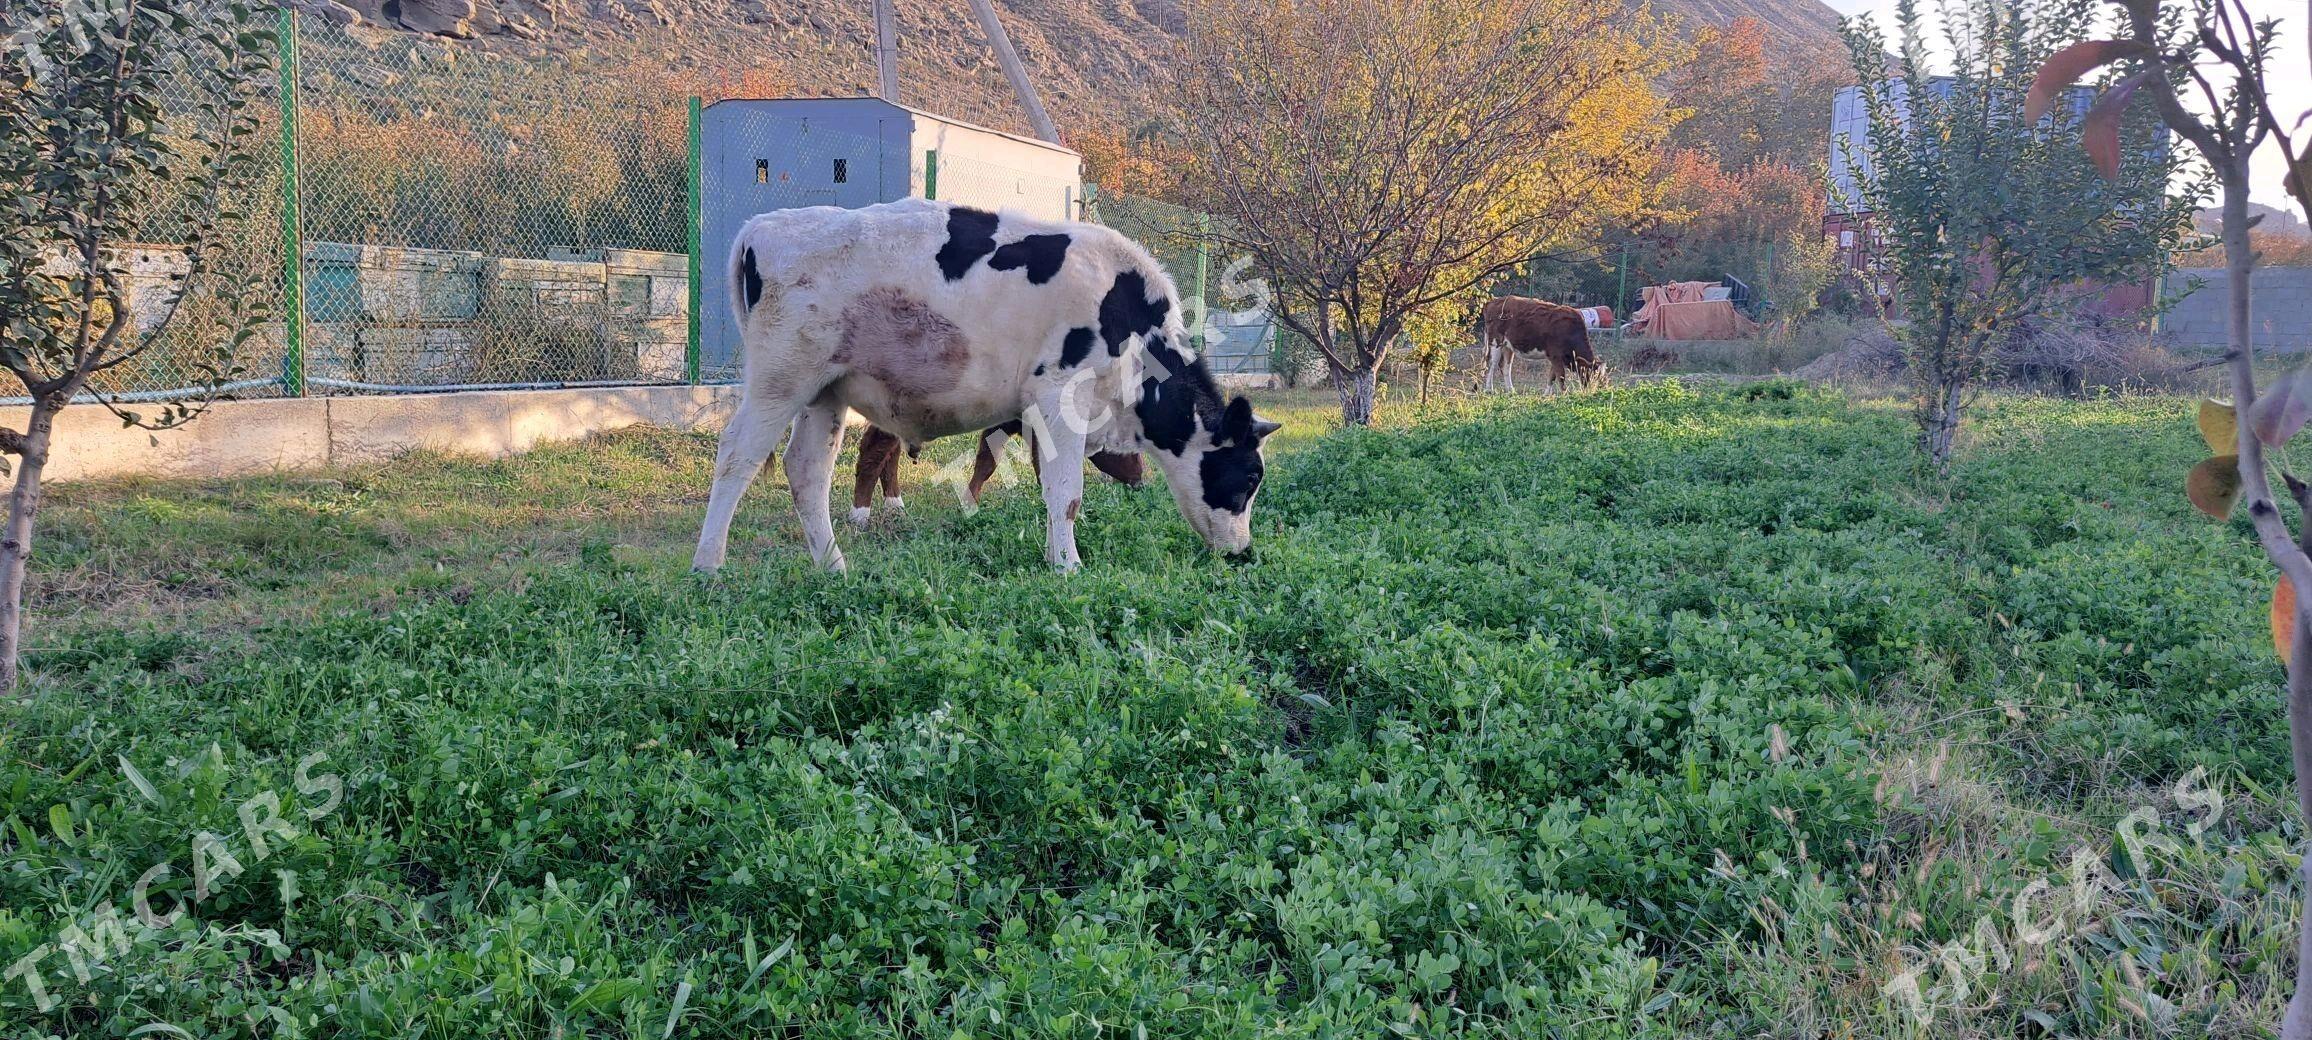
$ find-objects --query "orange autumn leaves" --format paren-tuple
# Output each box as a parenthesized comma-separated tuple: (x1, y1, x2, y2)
(2191, 396, 2305, 659)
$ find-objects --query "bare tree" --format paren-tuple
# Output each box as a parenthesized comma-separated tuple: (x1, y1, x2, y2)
(1170, 0, 1673, 425)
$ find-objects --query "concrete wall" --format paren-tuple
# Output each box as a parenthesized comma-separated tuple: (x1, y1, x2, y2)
(2163, 268, 2312, 352)
(6, 385, 738, 483)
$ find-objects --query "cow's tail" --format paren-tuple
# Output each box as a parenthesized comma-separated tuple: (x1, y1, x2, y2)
(729, 223, 765, 329)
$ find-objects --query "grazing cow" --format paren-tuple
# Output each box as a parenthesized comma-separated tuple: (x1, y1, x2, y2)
(1478, 296, 1599, 393)
(846, 423, 1145, 527)
(696, 198, 1278, 573)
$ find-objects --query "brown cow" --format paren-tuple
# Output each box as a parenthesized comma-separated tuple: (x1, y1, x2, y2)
(1478, 296, 1599, 393)
(850, 423, 1145, 527)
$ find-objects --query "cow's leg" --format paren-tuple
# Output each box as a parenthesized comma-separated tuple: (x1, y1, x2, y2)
(1031, 414, 1088, 572)
(1481, 339, 1496, 393)
(879, 437, 904, 515)
(852, 427, 896, 528)
(1091, 450, 1144, 488)
(785, 400, 849, 572)
(967, 427, 1006, 506)
(1502, 351, 1516, 394)
(1548, 354, 1568, 393)
(694, 395, 806, 572)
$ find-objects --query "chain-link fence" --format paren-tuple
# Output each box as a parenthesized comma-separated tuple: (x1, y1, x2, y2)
(97, 10, 1269, 402)
(1095, 191, 1273, 379)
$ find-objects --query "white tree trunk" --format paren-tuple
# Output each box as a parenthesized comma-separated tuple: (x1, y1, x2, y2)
(0, 401, 58, 693)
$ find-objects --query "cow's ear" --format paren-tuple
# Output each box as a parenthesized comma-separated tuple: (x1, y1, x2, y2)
(1252, 416, 1283, 441)
(1221, 396, 1256, 441)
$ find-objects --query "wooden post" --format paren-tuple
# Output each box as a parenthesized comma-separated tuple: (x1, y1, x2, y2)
(964, 0, 1060, 144)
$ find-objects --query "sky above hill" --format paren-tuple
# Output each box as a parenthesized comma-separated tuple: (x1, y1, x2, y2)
(1823, 0, 2310, 217)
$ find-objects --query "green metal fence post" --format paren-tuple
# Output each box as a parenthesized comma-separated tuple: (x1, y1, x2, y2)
(923, 150, 939, 200)
(1192, 213, 1211, 354)
(1614, 242, 1630, 320)
(276, 8, 306, 397)
(685, 96, 703, 385)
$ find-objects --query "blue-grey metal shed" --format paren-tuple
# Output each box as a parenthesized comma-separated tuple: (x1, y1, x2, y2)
(697, 97, 1084, 377)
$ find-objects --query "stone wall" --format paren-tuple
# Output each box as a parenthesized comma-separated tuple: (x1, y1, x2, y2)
(2162, 267, 2312, 353)
(306, 243, 689, 386)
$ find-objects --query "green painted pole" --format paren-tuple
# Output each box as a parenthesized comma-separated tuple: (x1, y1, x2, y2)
(923, 150, 938, 200)
(1614, 242, 1630, 319)
(1195, 214, 1212, 354)
(275, 8, 306, 396)
(685, 96, 703, 385)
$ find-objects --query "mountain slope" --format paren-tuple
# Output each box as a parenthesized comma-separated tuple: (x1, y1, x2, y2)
(309, 0, 1850, 139)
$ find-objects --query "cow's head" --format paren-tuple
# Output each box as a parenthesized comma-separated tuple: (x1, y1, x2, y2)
(1134, 339, 1281, 555)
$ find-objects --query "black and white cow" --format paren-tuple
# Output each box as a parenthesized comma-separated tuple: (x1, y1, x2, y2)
(694, 198, 1280, 573)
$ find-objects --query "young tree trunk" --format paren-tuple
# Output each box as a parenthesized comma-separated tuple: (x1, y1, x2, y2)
(2223, 163, 2312, 1040)
(0, 400, 58, 693)
(1919, 376, 1964, 474)
(1333, 364, 1378, 427)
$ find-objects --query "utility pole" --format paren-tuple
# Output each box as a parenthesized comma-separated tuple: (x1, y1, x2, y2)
(964, 0, 1060, 144)
(873, 0, 899, 103)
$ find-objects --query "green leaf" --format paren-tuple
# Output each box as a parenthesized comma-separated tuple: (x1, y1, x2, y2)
(117, 754, 162, 805)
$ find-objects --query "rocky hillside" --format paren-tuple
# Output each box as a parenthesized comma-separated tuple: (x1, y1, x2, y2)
(307, 0, 1850, 138)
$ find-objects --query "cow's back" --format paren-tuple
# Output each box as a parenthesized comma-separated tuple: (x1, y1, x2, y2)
(1484, 296, 1589, 357)
(724, 199, 1186, 444)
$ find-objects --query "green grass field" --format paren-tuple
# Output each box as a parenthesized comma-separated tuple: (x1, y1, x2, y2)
(1, 383, 2301, 1038)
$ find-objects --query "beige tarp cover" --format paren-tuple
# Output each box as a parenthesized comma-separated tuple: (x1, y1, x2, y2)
(1628, 281, 1760, 340)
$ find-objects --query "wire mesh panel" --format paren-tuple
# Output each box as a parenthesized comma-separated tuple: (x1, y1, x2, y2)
(292, 18, 691, 391)
(1097, 192, 1272, 379)
(72, 29, 292, 402)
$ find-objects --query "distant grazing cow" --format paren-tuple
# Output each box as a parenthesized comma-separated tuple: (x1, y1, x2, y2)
(1478, 296, 1599, 393)
(846, 422, 1144, 527)
(697, 198, 1278, 573)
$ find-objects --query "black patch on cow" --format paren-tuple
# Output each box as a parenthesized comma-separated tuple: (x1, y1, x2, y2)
(1034, 364, 1046, 377)
(739, 247, 763, 311)
(1099, 271, 1170, 357)
(1134, 335, 1223, 455)
(988, 233, 1071, 284)
(1057, 326, 1097, 369)
(1199, 397, 1271, 512)
(1199, 440, 1264, 513)
(935, 207, 1001, 281)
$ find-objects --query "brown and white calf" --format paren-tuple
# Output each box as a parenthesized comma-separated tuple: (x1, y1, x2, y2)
(695, 198, 1277, 572)
(846, 422, 1145, 528)
(1479, 296, 1599, 393)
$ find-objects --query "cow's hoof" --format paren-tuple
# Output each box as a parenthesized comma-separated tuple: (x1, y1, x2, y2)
(884, 496, 904, 513)
(822, 550, 849, 574)
(848, 506, 871, 529)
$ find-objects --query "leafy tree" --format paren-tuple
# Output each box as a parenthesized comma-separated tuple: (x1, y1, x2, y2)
(0, 0, 277, 690)
(1399, 294, 1479, 407)
(1669, 17, 1848, 169)
(2030, 1, 2312, 1034)
(1842, 0, 2193, 471)
(1170, 0, 1673, 426)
